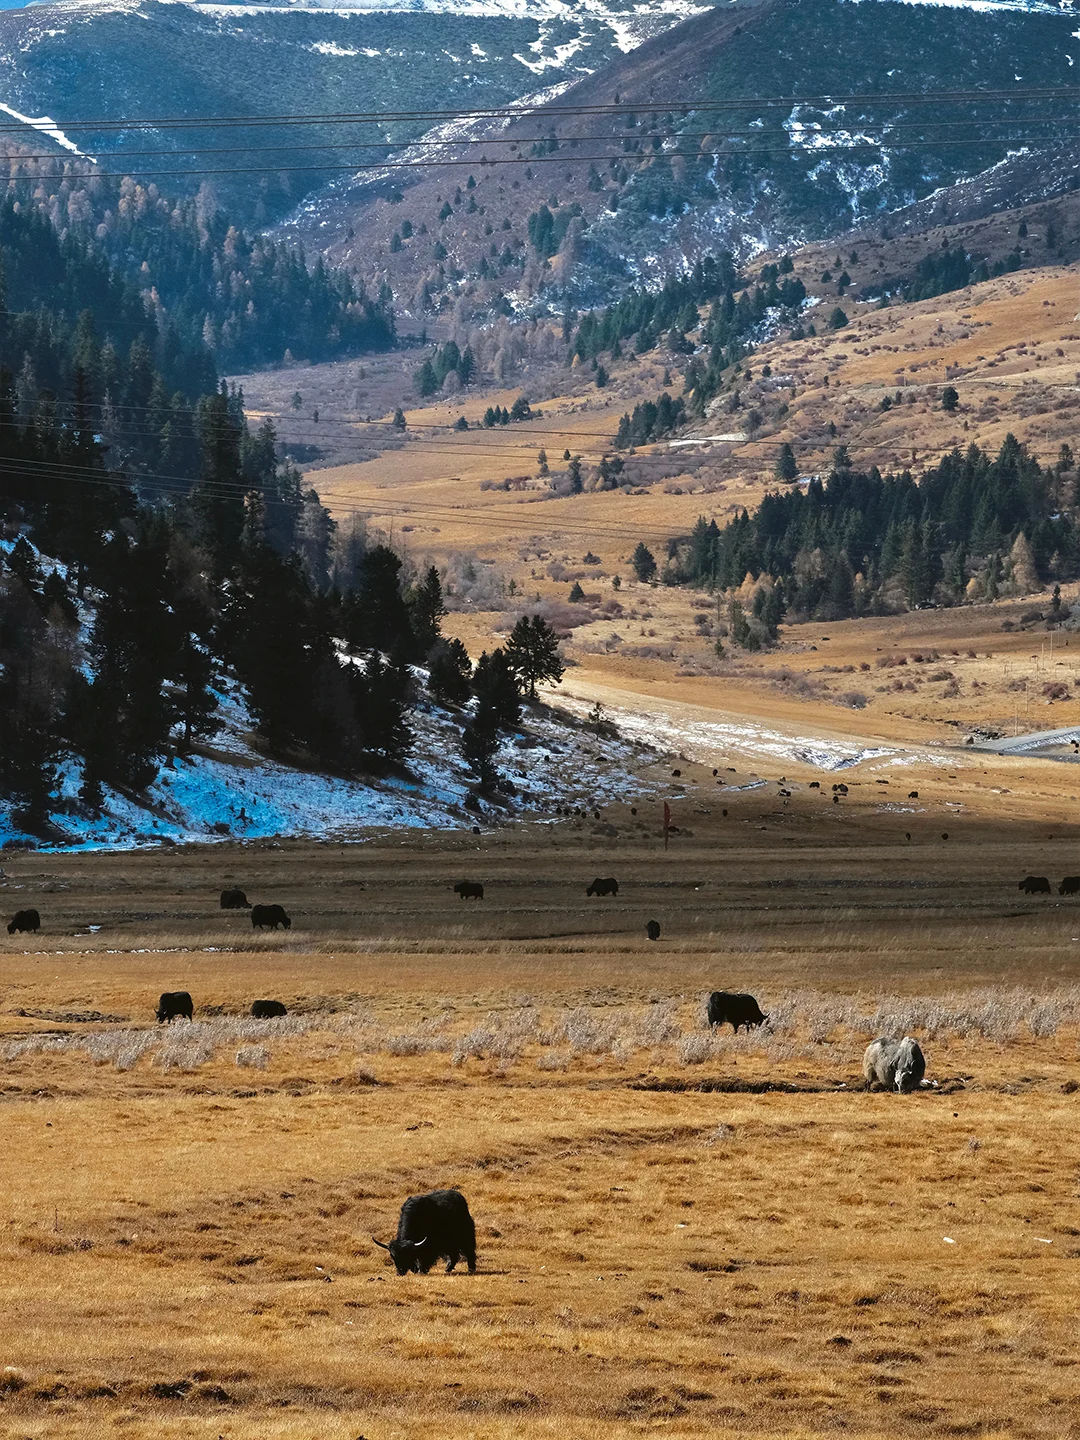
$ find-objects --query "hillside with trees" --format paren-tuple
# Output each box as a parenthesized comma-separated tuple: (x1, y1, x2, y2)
(0, 161, 395, 372)
(670, 438, 1078, 636)
(0, 218, 568, 841)
(277, 0, 1077, 331)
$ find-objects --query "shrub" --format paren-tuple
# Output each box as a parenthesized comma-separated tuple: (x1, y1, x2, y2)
(678, 1034, 715, 1065)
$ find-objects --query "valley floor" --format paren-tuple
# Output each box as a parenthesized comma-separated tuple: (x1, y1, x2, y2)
(2, 803, 1080, 1437)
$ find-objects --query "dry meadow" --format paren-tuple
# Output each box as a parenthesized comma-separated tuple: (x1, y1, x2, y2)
(3, 809, 1080, 1439)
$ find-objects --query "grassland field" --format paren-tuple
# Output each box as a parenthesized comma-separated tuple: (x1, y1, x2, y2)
(6, 243, 1079, 1440)
(3, 787, 1080, 1439)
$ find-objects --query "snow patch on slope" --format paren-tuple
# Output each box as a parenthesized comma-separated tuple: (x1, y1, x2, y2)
(0, 680, 649, 853)
(0, 100, 93, 159)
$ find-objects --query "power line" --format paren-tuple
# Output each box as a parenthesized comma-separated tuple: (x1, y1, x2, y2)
(0, 132, 1071, 182)
(0, 85, 1070, 133)
(0, 454, 701, 543)
(1, 115, 1072, 165)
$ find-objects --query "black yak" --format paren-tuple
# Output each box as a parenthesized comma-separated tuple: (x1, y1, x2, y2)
(7, 908, 40, 935)
(373, 1189, 476, 1275)
(707, 991, 767, 1032)
(156, 991, 194, 1024)
(586, 877, 619, 897)
(1018, 876, 1052, 895)
(250, 999, 288, 1018)
(251, 904, 291, 930)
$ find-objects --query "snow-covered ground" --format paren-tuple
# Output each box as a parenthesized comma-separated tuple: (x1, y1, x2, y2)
(0, 679, 651, 853)
(553, 690, 955, 774)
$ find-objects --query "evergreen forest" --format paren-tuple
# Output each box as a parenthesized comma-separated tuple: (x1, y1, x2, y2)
(671, 439, 1078, 631)
(2, 161, 395, 371)
(0, 203, 562, 835)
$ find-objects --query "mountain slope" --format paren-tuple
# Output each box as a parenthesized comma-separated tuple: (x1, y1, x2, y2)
(274, 0, 1078, 314)
(0, 0, 701, 226)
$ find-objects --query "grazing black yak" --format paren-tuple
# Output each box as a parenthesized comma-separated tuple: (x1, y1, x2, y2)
(156, 991, 194, 1024)
(706, 991, 767, 1032)
(586, 877, 619, 897)
(250, 999, 288, 1018)
(373, 1189, 477, 1275)
(1018, 876, 1052, 895)
(251, 904, 291, 930)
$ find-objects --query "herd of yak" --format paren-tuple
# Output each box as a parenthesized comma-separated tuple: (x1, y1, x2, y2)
(8, 868, 1079, 941)
(3, 874, 988, 1280)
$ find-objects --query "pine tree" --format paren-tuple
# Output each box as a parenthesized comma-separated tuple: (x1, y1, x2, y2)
(775, 442, 798, 482)
(461, 707, 500, 789)
(295, 489, 336, 591)
(406, 565, 446, 657)
(226, 545, 332, 755)
(193, 388, 246, 568)
(175, 638, 219, 755)
(505, 615, 564, 701)
(826, 553, 855, 618)
(415, 359, 438, 397)
(77, 529, 181, 793)
(472, 649, 521, 727)
(631, 542, 657, 582)
(356, 651, 413, 763)
(345, 545, 412, 653)
(427, 637, 472, 706)
(0, 557, 73, 829)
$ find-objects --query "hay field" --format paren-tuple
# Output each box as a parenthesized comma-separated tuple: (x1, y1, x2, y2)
(3, 815, 1080, 1439)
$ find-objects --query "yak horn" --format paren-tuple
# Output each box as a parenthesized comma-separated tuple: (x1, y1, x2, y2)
(411, 1237, 428, 1247)
(371, 1236, 390, 1250)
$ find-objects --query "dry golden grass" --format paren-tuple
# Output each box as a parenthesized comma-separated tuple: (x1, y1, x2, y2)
(2, 820, 1080, 1437)
(303, 266, 1078, 575)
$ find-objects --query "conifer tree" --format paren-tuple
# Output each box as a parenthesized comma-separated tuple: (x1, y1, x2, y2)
(345, 544, 412, 653)
(462, 707, 500, 789)
(427, 637, 472, 706)
(355, 651, 413, 763)
(631, 542, 657, 582)
(0, 554, 74, 829)
(193, 387, 246, 568)
(775, 442, 798, 482)
(472, 649, 521, 727)
(407, 565, 446, 657)
(505, 615, 564, 701)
